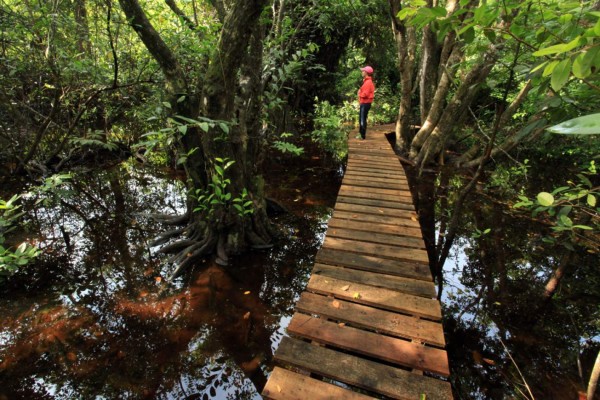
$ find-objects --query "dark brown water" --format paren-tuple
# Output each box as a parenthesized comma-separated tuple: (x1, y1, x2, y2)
(0, 148, 343, 399)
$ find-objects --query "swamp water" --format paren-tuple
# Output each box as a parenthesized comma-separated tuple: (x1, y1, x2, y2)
(1, 147, 598, 399)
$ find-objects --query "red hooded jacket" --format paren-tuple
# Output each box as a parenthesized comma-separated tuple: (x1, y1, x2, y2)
(358, 75, 375, 104)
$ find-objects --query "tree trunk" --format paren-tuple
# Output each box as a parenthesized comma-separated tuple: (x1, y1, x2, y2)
(73, 0, 92, 55)
(118, 0, 271, 278)
(389, 0, 417, 151)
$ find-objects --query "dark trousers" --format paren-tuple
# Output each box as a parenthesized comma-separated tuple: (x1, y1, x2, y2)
(359, 103, 371, 139)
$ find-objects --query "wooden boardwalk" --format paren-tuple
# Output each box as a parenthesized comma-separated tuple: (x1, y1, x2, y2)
(262, 129, 452, 399)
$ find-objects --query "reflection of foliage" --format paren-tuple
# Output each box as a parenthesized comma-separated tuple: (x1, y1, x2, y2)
(441, 189, 599, 399)
(513, 163, 599, 252)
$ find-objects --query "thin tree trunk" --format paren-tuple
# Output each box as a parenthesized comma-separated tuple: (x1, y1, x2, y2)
(389, 0, 417, 151)
(588, 350, 600, 400)
(543, 252, 572, 300)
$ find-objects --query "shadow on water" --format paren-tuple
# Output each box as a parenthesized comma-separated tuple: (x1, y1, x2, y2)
(0, 146, 343, 399)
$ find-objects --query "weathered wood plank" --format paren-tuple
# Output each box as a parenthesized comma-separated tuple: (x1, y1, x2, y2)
(307, 274, 441, 320)
(335, 202, 419, 220)
(331, 210, 421, 229)
(350, 153, 399, 163)
(322, 236, 429, 263)
(275, 337, 453, 399)
(313, 263, 433, 297)
(327, 225, 425, 249)
(262, 367, 375, 400)
(345, 168, 408, 181)
(347, 161, 401, 172)
(296, 292, 444, 345)
(339, 184, 413, 198)
(316, 247, 432, 281)
(328, 217, 421, 238)
(336, 195, 415, 211)
(343, 178, 410, 191)
(288, 314, 450, 376)
(338, 186, 413, 203)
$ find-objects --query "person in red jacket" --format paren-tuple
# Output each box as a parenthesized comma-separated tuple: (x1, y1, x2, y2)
(357, 65, 375, 140)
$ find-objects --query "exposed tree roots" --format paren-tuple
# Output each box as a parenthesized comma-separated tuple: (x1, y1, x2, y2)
(150, 209, 277, 282)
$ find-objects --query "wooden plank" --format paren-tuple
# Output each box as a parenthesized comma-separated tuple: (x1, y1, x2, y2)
(338, 187, 414, 203)
(288, 314, 450, 376)
(275, 337, 453, 399)
(349, 156, 399, 166)
(262, 367, 375, 400)
(313, 264, 434, 297)
(335, 202, 418, 220)
(316, 247, 432, 281)
(327, 226, 425, 249)
(343, 177, 410, 190)
(339, 184, 413, 198)
(336, 195, 414, 211)
(307, 274, 441, 320)
(322, 235, 428, 263)
(345, 168, 408, 181)
(297, 292, 443, 345)
(328, 217, 422, 238)
(332, 210, 421, 229)
(344, 173, 408, 184)
(346, 162, 402, 173)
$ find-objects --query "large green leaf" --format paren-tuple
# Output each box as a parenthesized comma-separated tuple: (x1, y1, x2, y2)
(550, 58, 571, 91)
(547, 113, 600, 135)
(537, 192, 555, 206)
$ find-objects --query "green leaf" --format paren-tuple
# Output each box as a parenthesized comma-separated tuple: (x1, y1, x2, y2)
(572, 225, 593, 230)
(177, 95, 186, 103)
(177, 125, 187, 134)
(219, 123, 229, 134)
(537, 192, 555, 206)
(199, 122, 209, 132)
(543, 60, 559, 77)
(547, 113, 600, 135)
(550, 58, 571, 91)
(559, 214, 573, 226)
(572, 52, 592, 79)
(533, 43, 568, 57)
(587, 194, 597, 207)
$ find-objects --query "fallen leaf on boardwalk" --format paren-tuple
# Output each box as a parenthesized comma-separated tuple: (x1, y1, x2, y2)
(338, 323, 346, 327)
(341, 285, 350, 291)
(483, 358, 496, 366)
(277, 384, 282, 392)
(243, 311, 251, 320)
(378, 209, 384, 213)
(332, 300, 341, 308)
(352, 214, 358, 218)
(411, 216, 417, 221)
(244, 291, 251, 295)
(353, 292, 361, 299)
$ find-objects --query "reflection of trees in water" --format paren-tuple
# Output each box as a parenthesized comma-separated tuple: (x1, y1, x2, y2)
(0, 166, 329, 399)
(431, 190, 599, 399)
